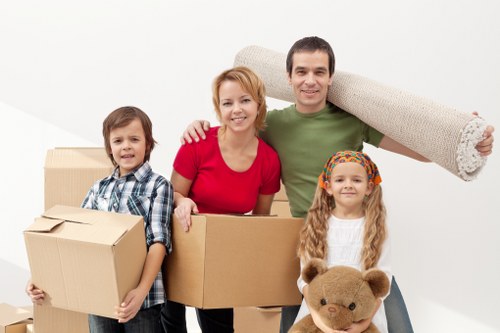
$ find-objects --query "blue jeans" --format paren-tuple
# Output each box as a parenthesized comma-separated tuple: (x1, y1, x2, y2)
(279, 276, 413, 333)
(88, 304, 162, 333)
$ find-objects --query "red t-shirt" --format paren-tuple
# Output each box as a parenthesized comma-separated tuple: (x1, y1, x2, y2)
(173, 127, 281, 214)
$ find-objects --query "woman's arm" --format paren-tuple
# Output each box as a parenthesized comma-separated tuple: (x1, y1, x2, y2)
(252, 194, 274, 215)
(170, 170, 197, 232)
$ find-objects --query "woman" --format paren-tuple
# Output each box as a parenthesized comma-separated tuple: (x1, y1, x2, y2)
(162, 66, 281, 333)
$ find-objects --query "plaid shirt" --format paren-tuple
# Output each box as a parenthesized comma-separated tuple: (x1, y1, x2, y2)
(81, 161, 173, 309)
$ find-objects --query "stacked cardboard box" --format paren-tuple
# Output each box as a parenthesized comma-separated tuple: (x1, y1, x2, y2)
(271, 182, 292, 217)
(0, 303, 32, 333)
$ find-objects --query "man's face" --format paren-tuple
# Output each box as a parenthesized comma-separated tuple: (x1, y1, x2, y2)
(288, 50, 333, 114)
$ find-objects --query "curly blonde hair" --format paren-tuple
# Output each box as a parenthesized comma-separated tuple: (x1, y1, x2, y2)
(297, 183, 386, 271)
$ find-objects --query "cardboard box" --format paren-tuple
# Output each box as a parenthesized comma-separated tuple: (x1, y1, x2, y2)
(271, 201, 292, 218)
(166, 214, 303, 309)
(234, 307, 281, 333)
(44, 148, 113, 210)
(24, 205, 147, 318)
(0, 303, 32, 333)
(34, 305, 89, 333)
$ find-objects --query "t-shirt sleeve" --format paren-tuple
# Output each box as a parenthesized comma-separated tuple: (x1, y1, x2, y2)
(259, 144, 281, 195)
(364, 123, 384, 148)
(172, 142, 198, 180)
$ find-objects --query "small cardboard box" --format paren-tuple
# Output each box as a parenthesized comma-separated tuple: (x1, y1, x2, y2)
(273, 182, 288, 201)
(44, 148, 113, 210)
(0, 303, 32, 333)
(34, 305, 89, 333)
(166, 214, 303, 309)
(234, 307, 281, 333)
(24, 205, 147, 318)
(271, 201, 292, 218)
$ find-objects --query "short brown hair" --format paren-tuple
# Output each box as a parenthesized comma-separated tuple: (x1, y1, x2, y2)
(102, 106, 157, 166)
(286, 36, 336, 77)
(212, 66, 267, 134)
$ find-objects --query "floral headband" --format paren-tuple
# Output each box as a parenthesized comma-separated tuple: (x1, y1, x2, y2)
(318, 151, 382, 189)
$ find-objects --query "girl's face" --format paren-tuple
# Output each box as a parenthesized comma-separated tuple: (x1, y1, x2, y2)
(327, 162, 374, 210)
(109, 118, 146, 177)
(218, 80, 258, 134)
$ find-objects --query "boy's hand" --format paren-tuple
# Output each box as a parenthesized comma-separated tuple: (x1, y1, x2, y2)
(26, 280, 45, 305)
(181, 120, 210, 144)
(115, 288, 147, 323)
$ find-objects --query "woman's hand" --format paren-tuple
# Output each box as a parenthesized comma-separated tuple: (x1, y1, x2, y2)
(174, 197, 198, 232)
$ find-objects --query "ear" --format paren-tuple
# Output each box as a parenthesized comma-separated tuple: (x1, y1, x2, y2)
(328, 75, 333, 86)
(325, 181, 333, 195)
(363, 269, 390, 298)
(365, 181, 374, 196)
(302, 258, 328, 284)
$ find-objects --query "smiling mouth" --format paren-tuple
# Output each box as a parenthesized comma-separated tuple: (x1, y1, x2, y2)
(122, 154, 134, 159)
(231, 116, 247, 121)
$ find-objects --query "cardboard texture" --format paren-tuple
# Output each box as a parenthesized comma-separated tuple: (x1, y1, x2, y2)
(24, 205, 147, 318)
(44, 147, 113, 210)
(0, 303, 32, 333)
(234, 307, 281, 333)
(166, 214, 303, 309)
(34, 305, 89, 333)
(270, 201, 292, 218)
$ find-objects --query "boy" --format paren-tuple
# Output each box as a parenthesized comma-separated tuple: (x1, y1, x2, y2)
(28, 106, 173, 332)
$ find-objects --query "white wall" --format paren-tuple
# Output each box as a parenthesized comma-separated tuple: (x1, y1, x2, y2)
(1, 1, 499, 332)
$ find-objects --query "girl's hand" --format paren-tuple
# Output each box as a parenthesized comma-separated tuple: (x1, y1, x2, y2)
(115, 287, 147, 323)
(26, 280, 45, 305)
(174, 197, 198, 232)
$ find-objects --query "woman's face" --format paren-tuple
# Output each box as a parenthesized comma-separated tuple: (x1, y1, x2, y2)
(218, 80, 258, 134)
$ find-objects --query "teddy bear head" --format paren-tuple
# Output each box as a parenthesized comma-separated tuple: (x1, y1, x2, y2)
(302, 259, 390, 331)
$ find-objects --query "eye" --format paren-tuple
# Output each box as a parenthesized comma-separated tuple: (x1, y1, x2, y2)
(348, 303, 356, 311)
(320, 298, 327, 306)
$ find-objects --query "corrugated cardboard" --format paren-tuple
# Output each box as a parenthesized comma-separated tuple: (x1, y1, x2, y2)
(0, 303, 32, 333)
(44, 148, 113, 210)
(33, 305, 88, 333)
(166, 214, 303, 309)
(271, 201, 292, 218)
(24, 205, 147, 318)
(234, 307, 281, 333)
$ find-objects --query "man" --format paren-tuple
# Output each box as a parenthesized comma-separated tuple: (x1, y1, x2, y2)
(182, 36, 494, 332)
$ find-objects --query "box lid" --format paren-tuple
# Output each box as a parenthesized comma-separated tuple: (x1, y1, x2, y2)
(24, 205, 142, 245)
(0, 303, 32, 327)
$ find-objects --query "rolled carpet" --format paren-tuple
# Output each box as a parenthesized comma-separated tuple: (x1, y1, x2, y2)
(234, 45, 487, 181)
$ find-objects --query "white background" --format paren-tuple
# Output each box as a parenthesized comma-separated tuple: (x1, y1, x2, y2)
(1, 1, 499, 332)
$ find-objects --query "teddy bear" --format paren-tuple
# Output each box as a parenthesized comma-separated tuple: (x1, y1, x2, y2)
(288, 259, 390, 333)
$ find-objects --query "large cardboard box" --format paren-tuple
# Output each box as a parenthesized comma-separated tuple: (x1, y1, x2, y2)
(44, 148, 113, 210)
(34, 305, 89, 333)
(0, 303, 32, 333)
(166, 214, 303, 309)
(234, 307, 281, 333)
(24, 205, 147, 318)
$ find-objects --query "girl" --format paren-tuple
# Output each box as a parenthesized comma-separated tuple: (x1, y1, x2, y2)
(296, 150, 391, 333)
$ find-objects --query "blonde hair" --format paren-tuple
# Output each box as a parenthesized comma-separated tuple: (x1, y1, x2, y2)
(297, 181, 387, 271)
(212, 66, 267, 135)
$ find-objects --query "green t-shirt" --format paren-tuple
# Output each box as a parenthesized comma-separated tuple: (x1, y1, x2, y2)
(261, 102, 384, 218)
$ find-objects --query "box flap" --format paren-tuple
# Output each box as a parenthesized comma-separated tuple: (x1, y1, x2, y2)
(0, 303, 32, 326)
(25, 217, 65, 232)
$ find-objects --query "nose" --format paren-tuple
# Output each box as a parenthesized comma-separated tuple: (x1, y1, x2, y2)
(305, 72, 315, 85)
(327, 305, 339, 313)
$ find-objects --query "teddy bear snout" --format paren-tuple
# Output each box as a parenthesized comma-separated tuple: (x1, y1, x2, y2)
(327, 304, 339, 313)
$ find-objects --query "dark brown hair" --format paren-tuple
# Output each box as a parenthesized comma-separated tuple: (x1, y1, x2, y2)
(102, 106, 156, 166)
(286, 36, 336, 77)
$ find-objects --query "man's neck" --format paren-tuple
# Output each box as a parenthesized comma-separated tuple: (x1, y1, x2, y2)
(295, 101, 327, 114)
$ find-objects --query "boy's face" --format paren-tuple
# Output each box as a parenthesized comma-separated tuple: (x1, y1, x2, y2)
(288, 50, 333, 114)
(109, 118, 147, 177)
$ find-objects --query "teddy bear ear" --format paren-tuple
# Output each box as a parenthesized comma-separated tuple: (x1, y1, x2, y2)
(302, 258, 328, 284)
(363, 269, 390, 298)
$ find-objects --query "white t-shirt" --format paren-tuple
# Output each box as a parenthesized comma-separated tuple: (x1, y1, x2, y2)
(295, 215, 392, 333)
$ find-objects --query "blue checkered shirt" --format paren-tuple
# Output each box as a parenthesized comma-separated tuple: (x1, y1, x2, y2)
(81, 161, 173, 309)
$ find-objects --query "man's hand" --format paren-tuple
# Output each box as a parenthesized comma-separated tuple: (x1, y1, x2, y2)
(181, 120, 211, 144)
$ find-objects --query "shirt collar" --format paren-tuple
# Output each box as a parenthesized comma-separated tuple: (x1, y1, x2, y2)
(111, 161, 152, 182)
